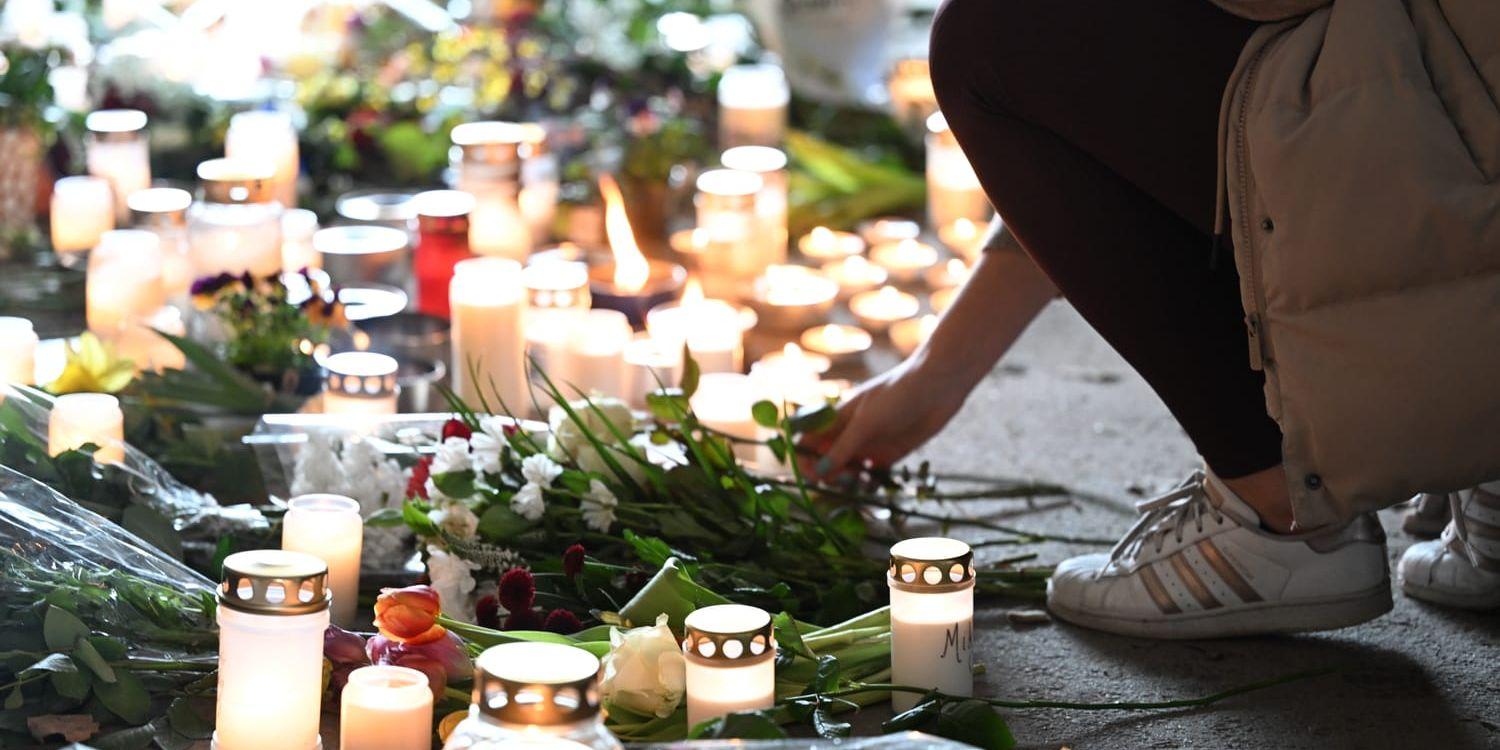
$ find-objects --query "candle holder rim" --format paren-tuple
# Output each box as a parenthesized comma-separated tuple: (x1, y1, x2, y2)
(218, 549, 331, 616)
(313, 224, 410, 255)
(888, 537, 976, 593)
(472, 642, 603, 725)
(682, 604, 776, 667)
(285, 492, 363, 516)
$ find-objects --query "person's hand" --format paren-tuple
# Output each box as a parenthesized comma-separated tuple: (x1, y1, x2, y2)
(798, 353, 970, 479)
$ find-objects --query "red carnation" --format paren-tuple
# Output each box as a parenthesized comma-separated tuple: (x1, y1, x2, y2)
(498, 568, 536, 612)
(543, 609, 582, 635)
(562, 544, 585, 579)
(406, 457, 432, 500)
(475, 594, 501, 630)
(441, 419, 473, 441)
(504, 608, 544, 631)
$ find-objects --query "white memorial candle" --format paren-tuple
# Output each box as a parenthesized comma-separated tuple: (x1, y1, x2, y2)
(849, 285, 919, 333)
(452, 121, 532, 260)
(128, 187, 195, 302)
(87, 229, 165, 335)
(887, 58, 938, 133)
(281, 208, 321, 271)
(683, 604, 776, 728)
(693, 169, 763, 295)
(214, 551, 330, 750)
(645, 280, 743, 374)
(857, 217, 921, 248)
(561, 309, 631, 399)
(0, 317, 38, 384)
(926, 112, 991, 231)
(887, 537, 975, 713)
(281, 493, 364, 627)
(937, 217, 986, 262)
(450, 257, 528, 411)
(50, 176, 115, 257)
(720, 146, 788, 269)
(442, 642, 620, 749)
(225, 110, 300, 209)
(718, 64, 789, 148)
(85, 109, 151, 224)
(798, 324, 872, 366)
(797, 226, 865, 263)
(927, 257, 972, 289)
(340, 665, 433, 750)
(751, 264, 838, 331)
(622, 334, 682, 409)
(689, 372, 762, 463)
(48, 392, 125, 464)
(188, 158, 284, 278)
(322, 351, 400, 417)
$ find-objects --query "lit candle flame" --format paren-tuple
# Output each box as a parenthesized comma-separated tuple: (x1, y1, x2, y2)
(599, 174, 650, 294)
(952, 217, 978, 241)
(809, 226, 834, 250)
(683, 277, 705, 305)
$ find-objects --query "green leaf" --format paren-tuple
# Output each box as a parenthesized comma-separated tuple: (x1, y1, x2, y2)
(772, 612, 815, 660)
(645, 388, 690, 422)
(788, 403, 838, 434)
(364, 507, 405, 527)
(679, 349, 700, 399)
(167, 696, 215, 740)
(933, 699, 1016, 750)
(477, 503, 533, 541)
(690, 709, 787, 740)
(751, 400, 780, 429)
(43, 606, 91, 652)
(73, 637, 118, 684)
(432, 470, 477, 500)
(4, 686, 21, 710)
(94, 669, 150, 724)
(813, 703, 853, 738)
(121, 505, 183, 560)
(50, 667, 92, 701)
(86, 637, 127, 662)
(402, 500, 441, 537)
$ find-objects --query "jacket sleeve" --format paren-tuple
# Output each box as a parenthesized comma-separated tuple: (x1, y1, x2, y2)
(1208, 0, 1329, 21)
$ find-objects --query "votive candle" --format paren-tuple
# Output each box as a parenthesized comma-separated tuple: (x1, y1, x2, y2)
(683, 604, 776, 727)
(750, 264, 838, 331)
(888, 537, 975, 712)
(645, 282, 744, 374)
(937, 217, 986, 262)
(926, 112, 991, 231)
(281, 208, 321, 272)
(926, 258, 971, 289)
(450, 257, 528, 411)
(720, 146, 789, 269)
(322, 351, 400, 417)
(799, 324, 872, 366)
(821, 255, 887, 298)
(689, 373, 762, 463)
(340, 666, 433, 750)
(622, 335, 682, 409)
(0, 317, 38, 384)
(857, 217, 920, 248)
(869, 239, 940, 285)
(87, 229, 165, 335)
(85, 109, 151, 223)
(281, 493, 364, 627)
(225, 110, 300, 209)
(48, 392, 125, 464)
(693, 169, 764, 294)
(797, 226, 864, 263)
(561, 309, 632, 399)
(128, 187, 195, 302)
(849, 286, 919, 333)
(890, 314, 939, 357)
(717, 64, 789, 148)
(50, 176, 115, 257)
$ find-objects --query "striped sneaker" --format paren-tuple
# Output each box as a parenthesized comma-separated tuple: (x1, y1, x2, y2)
(1398, 486, 1500, 610)
(1048, 471, 1391, 639)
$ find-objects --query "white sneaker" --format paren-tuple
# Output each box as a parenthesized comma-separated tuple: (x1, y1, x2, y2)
(1401, 492, 1452, 538)
(1398, 486, 1500, 610)
(1048, 471, 1392, 639)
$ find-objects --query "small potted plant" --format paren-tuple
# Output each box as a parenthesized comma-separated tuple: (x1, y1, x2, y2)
(0, 43, 61, 232)
(191, 269, 348, 396)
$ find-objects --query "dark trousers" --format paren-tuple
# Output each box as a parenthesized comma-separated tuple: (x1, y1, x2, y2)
(929, 0, 1282, 479)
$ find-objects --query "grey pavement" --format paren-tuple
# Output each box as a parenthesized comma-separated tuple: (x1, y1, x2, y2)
(884, 301, 1500, 750)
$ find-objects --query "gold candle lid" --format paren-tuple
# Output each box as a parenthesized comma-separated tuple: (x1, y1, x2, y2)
(85, 109, 148, 143)
(218, 550, 331, 616)
(197, 158, 277, 205)
(472, 642, 603, 725)
(323, 351, 399, 400)
(681, 604, 775, 667)
(128, 187, 192, 227)
(888, 537, 975, 593)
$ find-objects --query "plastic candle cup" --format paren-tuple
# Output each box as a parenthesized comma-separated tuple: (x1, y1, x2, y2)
(821, 255, 887, 298)
(849, 286, 920, 333)
(857, 217, 921, 248)
(322, 351, 400, 417)
(749, 264, 838, 331)
(890, 314, 940, 357)
(450, 257, 528, 411)
(645, 280, 745, 374)
(682, 604, 776, 728)
(523, 257, 592, 406)
(50, 175, 115, 257)
(128, 187, 196, 301)
(689, 373, 763, 464)
(314, 225, 411, 292)
(188, 158, 284, 278)
(0, 317, 38, 384)
(755, 342, 831, 377)
(87, 229, 165, 336)
(85, 109, 151, 223)
(749, 344, 829, 408)
(717, 64, 790, 148)
(796, 226, 865, 263)
(887, 537, 975, 713)
(693, 169, 764, 296)
(798, 324, 872, 367)
(451, 121, 532, 260)
(281, 209, 321, 273)
(926, 112, 992, 231)
(720, 146, 789, 269)
(413, 190, 476, 318)
(48, 393, 125, 464)
(869, 239, 940, 285)
(340, 665, 432, 750)
(622, 335, 682, 409)
(213, 550, 331, 750)
(281, 493, 363, 626)
(560, 309, 632, 400)
(225, 110, 301, 209)
(440, 642, 622, 750)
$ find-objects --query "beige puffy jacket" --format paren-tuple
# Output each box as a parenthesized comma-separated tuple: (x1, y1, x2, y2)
(1211, 0, 1500, 527)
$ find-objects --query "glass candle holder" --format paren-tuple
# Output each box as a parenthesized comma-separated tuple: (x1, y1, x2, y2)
(128, 187, 195, 302)
(414, 190, 476, 318)
(682, 604, 776, 728)
(85, 109, 151, 224)
(720, 146, 789, 270)
(887, 537, 975, 713)
(926, 112, 992, 231)
(748, 264, 838, 331)
(450, 257, 527, 412)
(0, 317, 38, 384)
(798, 324, 872, 367)
(282, 493, 364, 627)
(188, 158, 284, 278)
(214, 550, 331, 750)
(887, 57, 938, 135)
(849, 285, 919, 333)
(50, 175, 115, 258)
(442, 642, 622, 750)
(340, 665, 433, 750)
(225, 110, 300, 209)
(622, 334, 682, 410)
(717, 64, 789, 148)
(281, 208, 321, 273)
(518, 123, 559, 244)
(693, 169, 763, 297)
(797, 226, 865, 263)
(869, 239, 940, 286)
(48, 393, 125, 464)
(314, 225, 412, 293)
(323, 351, 400, 417)
(645, 289, 744, 374)
(87, 229, 165, 336)
(451, 121, 532, 260)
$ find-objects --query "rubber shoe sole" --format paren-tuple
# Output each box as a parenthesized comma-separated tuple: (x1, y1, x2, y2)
(1047, 579, 1393, 639)
(1399, 578, 1500, 611)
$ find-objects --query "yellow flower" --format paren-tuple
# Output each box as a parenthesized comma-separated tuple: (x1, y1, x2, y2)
(49, 333, 137, 395)
(437, 710, 467, 743)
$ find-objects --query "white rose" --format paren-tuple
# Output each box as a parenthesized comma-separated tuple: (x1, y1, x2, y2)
(547, 397, 635, 456)
(601, 614, 687, 719)
(430, 437, 472, 475)
(511, 483, 546, 521)
(581, 479, 618, 532)
(428, 502, 480, 540)
(425, 544, 480, 622)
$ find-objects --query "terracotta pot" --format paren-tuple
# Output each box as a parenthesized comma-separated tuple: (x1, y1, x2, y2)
(0, 128, 43, 231)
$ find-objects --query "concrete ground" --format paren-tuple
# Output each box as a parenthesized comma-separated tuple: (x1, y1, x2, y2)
(883, 301, 1500, 750)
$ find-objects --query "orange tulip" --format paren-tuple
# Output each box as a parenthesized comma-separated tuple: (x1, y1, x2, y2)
(373, 585, 447, 644)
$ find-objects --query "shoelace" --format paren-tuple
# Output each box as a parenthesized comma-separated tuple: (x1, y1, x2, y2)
(1444, 491, 1493, 569)
(1108, 470, 1226, 565)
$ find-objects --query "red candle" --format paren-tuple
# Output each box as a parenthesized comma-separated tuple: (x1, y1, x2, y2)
(413, 190, 475, 318)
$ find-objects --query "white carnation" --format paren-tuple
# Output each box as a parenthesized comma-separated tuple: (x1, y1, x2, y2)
(581, 479, 618, 532)
(425, 544, 480, 622)
(469, 431, 504, 476)
(520, 453, 563, 487)
(431, 436, 472, 475)
(511, 483, 545, 521)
